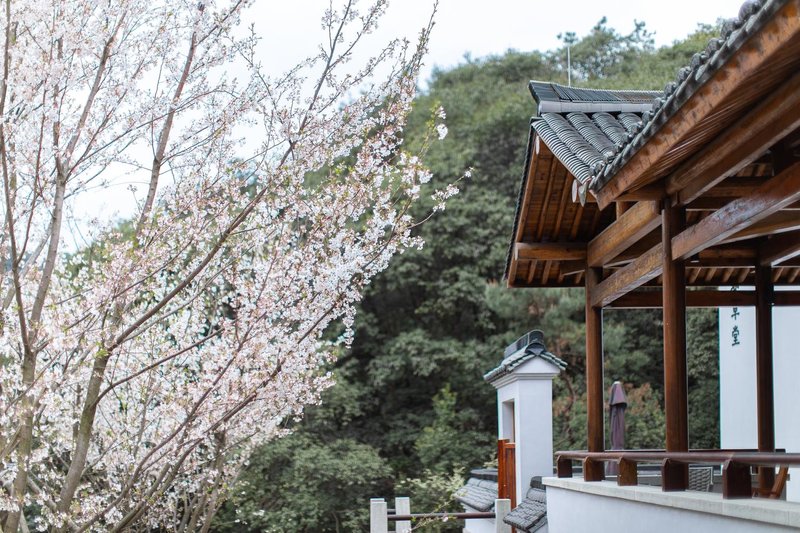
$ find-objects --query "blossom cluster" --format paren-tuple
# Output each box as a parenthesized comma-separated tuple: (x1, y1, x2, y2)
(0, 0, 453, 530)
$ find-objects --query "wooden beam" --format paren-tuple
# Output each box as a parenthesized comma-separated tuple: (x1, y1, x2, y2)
(588, 201, 660, 267)
(609, 290, 755, 308)
(592, 244, 663, 307)
(775, 291, 800, 305)
(759, 229, 800, 266)
(755, 264, 776, 493)
(584, 267, 605, 482)
(586, 183, 665, 203)
(514, 242, 586, 261)
(616, 201, 633, 217)
(610, 290, 800, 308)
(513, 138, 549, 243)
(604, 232, 662, 267)
(704, 177, 765, 198)
(726, 211, 800, 243)
(687, 199, 800, 212)
(669, 70, 800, 205)
(662, 202, 688, 490)
(672, 161, 800, 261)
(507, 251, 519, 287)
(691, 246, 757, 265)
(594, 1, 800, 209)
(559, 260, 587, 276)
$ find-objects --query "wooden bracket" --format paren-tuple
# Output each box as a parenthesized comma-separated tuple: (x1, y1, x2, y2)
(583, 458, 605, 482)
(723, 460, 753, 499)
(556, 456, 573, 478)
(617, 459, 638, 486)
(661, 459, 688, 492)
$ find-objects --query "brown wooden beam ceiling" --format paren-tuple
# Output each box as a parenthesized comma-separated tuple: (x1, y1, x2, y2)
(672, 161, 800, 260)
(593, 1, 800, 209)
(607, 290, 800, 308)
(759, 229, 800, 266)
(668, 70, 800, 206)
(514, 242, 586, 261)
(591, 243, 663, 307)
(587, 201, 660, 268)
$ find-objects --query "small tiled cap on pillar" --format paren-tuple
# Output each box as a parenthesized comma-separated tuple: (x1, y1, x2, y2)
(485, 330, 565, 502)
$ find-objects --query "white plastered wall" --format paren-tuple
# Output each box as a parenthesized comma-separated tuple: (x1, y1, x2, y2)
(493, 356, 560, 499)
(719, 291, 800, 501)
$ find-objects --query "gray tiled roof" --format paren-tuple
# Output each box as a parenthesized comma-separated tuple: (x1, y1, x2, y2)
(527, 0, 787, 200)
(503, 487, 548, 532)
(532, 110, 648, 186)
(530, 81, 658, 114)
(454, 477, 497, 512)
(484, 330, 566, 384)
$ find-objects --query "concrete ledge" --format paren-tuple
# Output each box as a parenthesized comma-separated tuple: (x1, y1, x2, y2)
(544, 477, 800, 529)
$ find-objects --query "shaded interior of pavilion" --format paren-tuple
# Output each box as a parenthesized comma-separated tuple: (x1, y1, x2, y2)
(504, 0, 800, 499)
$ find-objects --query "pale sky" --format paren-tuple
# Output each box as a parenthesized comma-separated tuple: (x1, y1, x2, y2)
(249, 0, 747, 86)
(72, 0, 747, 237)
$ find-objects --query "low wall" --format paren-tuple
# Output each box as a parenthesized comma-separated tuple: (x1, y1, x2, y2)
(545, 477, 800, 533)
(463, 516, 495, 533)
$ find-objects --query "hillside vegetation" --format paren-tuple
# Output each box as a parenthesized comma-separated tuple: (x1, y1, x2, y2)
(213, 20, 721, 533)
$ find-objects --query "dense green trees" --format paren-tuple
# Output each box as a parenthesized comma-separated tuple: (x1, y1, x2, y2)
(214, 21, 721, 533)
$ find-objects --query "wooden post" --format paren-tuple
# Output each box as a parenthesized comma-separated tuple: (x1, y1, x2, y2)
(394, 497, 411, 533)
(617, 459, 638, 486)
(504, 443, 517, 508)
(494, 499, 512, 533)
(662, 201, 688, 490)
(585, 267, 605, 481)
(370, 499, 388, 533)
(497, 439, 507, 498)
(755, 263, 776, 492)
(723, 461, 754, 499)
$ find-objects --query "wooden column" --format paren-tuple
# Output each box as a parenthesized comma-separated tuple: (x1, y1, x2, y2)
(585, 267, 605, 481)
(755, 263, 776, 492)
(662, 201, 688, 490)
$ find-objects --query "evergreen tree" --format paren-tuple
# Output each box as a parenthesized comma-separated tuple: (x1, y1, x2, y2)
(215, 22, 721, 533)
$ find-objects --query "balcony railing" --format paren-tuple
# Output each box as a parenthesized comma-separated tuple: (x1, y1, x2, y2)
(555, 449, 796, 498)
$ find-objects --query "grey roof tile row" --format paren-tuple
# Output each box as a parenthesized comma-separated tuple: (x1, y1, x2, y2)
(532, 111, 645, 186)
(588, 0, 789, 192)
(485, 330, 567, 384)
(503, 487, 548, 532)
(454, 477, 497, 512)
(527, 0, 787, 199)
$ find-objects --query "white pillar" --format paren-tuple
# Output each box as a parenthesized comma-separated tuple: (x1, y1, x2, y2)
(494, 499, 511, 533)
(394, 496, 411, 533)
(370, 498, 387, 533)
(486, 331, 564, 499)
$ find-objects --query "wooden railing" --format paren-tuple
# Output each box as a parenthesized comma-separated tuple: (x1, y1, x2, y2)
(369, 497, 512, 533)
(497, 439, 516, 508)
(555, 449, 797, 499)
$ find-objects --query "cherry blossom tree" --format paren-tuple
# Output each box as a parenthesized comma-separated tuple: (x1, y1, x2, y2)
(0, 0, 454, 530)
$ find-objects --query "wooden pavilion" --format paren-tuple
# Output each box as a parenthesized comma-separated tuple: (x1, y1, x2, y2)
(505, 0, 800, 497)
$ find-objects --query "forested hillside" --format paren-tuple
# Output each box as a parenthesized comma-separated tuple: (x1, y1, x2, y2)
(214, 20, 721, 533)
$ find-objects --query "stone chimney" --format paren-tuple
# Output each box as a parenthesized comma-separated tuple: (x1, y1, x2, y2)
(484, 330, 566, 498)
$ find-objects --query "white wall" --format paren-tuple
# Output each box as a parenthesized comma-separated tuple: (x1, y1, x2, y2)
(463, 516, 495, 533)
(494, 356, 558, 499)
(464, 517, 548, 533)
(546, 480, 799, 533)
(719, 295, 800, 501)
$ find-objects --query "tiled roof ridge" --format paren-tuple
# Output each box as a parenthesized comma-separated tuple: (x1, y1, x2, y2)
(503, 0, 783, 281)
(503, 486, 548, 532)
(484, 331, 567, 384)
(532, 111, 644, 198)
(454, 477, 497, 512)
(529, 81, 659, 114)
(526, 0, 786, 202)
(587, 0, 788, 193)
